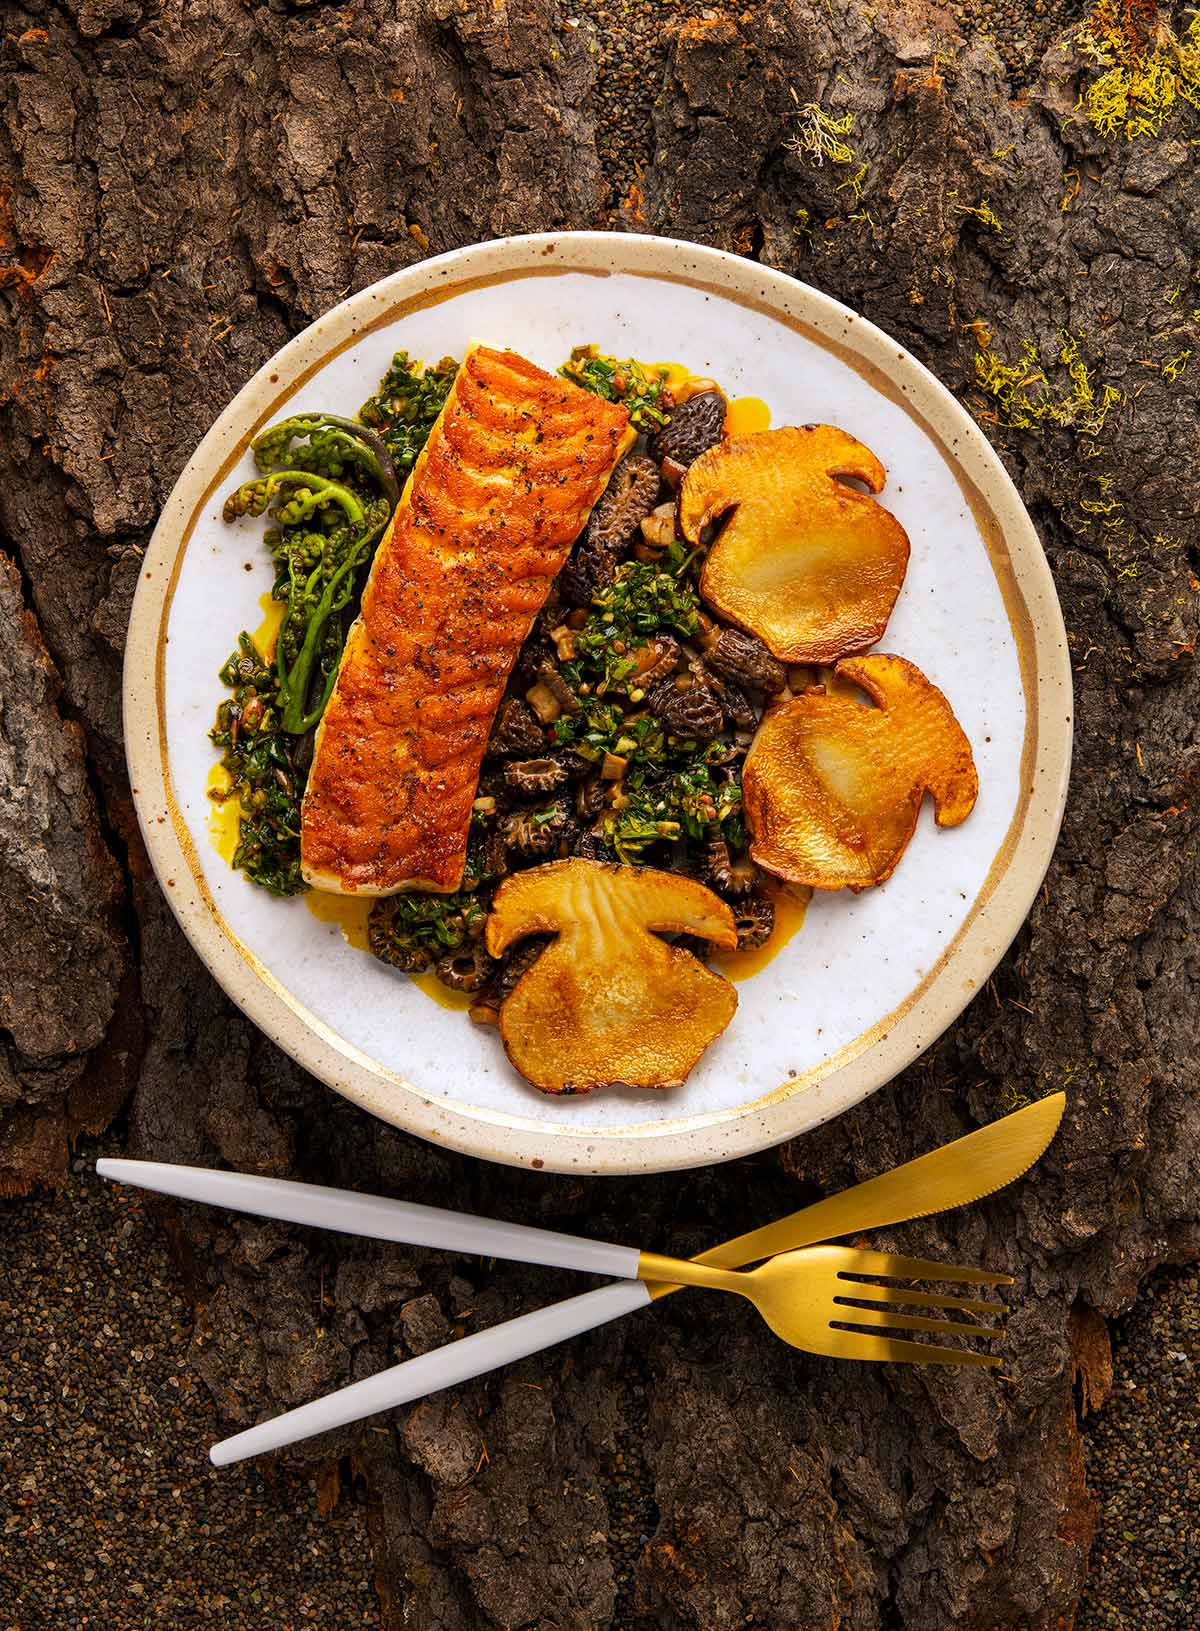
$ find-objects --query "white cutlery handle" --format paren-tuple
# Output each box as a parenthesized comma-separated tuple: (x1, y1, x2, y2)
(210, 1279, 651, 1465)
(96, 1159, 641, 1281)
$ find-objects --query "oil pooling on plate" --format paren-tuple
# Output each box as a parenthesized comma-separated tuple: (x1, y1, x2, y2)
(205, 761, 241, 864)
(303, 891, 371, 951)
(653, 362, 772, 441)
(206, 593, 286, 864)
(713, 881, 810, 982)
(724, 396, 771, 437)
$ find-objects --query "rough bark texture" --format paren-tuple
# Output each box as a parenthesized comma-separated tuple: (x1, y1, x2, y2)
(2, 0, 1197, 1626)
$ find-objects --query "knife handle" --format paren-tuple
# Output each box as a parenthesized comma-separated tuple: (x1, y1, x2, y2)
(96, 1159, 642, 1281)
(210, 1280, 652, 1465)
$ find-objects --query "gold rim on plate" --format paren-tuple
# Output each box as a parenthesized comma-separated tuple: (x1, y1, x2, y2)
(124, 232, 1072, 1174)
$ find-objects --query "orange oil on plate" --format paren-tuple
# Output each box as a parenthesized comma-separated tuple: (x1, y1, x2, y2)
(714, 882, 810, 981)
(205, 762, 241, 864)
(252, 592, 285, 660)
(410, 972, 476, 1011)
(303, 891, 372, 951)
(723, 396, 771, 438)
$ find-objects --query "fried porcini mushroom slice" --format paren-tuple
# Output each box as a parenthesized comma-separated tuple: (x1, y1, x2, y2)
(679, 425, 911, 663)
(485, 859, 738, 1094)
(743, 654, 978, 891)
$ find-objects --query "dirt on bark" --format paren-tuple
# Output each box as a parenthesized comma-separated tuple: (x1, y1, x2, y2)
(1, 0, 1197, 1626)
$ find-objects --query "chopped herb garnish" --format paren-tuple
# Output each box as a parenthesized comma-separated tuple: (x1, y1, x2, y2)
(360, 351, 458, 472)
(560, 345, 670, 431)
(210, 635, 307, 896)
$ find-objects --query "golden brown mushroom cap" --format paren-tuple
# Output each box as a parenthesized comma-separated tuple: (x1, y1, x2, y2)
(743, 654, 978, 891)
(485, 859, 738, 1094)
(679, 424, 910, 664)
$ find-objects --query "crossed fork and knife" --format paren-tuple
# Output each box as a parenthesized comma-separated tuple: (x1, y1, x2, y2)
(97, 1091, 1064, 1466)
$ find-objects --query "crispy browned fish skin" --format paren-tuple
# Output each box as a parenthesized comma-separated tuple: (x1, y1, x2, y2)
(744, 654, 978, 890)
(300, 346, 630, 895)
(485, 860, 738, 1094)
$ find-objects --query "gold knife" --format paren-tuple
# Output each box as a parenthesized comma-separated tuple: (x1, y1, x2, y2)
(644, 1090, 1066, 1297)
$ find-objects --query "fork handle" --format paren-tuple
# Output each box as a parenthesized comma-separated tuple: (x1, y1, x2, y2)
(96, 1159, 642, 1280)
(210, 1280, 651, 1465)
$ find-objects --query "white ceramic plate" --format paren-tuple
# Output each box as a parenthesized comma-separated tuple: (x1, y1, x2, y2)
(125, 232, 1071, 1175)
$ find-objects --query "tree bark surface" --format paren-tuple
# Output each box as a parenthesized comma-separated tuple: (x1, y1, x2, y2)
(1, 0, 1197, 1626)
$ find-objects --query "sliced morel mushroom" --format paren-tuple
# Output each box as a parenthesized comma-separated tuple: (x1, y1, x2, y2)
(626, 632, 681, 694)
(502, 800, 572, 858)
(488, 697, 547, 758)
(649, 390, 726, 468)
(704, 837, 757, 899)
(484, 859, 738, 1093)
(704, 627, 787, 695)
(436, 944, 497, 992)
(732, 891, 775, 950)
(648, 673, 724, 740)
(588, 452, 661, 553)
(536, 664, 581, 716)
(503, 757, 570, 796)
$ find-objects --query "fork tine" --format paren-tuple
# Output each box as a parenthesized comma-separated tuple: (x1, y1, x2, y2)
(831, 1304, 1006, 1342)
(835, 1285, 1008, 1317)
(833, 1249, 1014, 1287)
(824, 1330, 1004, 1367)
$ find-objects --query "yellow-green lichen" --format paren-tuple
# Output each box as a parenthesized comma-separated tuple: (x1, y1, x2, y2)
(1162, 348, 1191, 379)
(787, 96, 860, 170)
(957, 199, 1003, 232)
(1074, 2, 1200, 142)
(1079, 472, 1122, 516)
(973, 330, 1123, 435)
(835, 163, 869, 202)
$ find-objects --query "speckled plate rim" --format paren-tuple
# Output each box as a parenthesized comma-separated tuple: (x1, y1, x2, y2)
(124, 231, 1072, 1176)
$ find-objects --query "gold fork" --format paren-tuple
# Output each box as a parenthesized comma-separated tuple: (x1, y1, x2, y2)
(637, 1244, 1011, 1365)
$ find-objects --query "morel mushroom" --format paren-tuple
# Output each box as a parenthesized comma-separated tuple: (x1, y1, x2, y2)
(436, 944, 496, 992)
(590, 452, 661, 552)
(743, 654, 978, 890)
(535, 664, 581, 716)
(650, 391, 727, 468)
(575, 775, 606, 822)
(704, 627, 787, 695)
(648, 673, 724, 740)
(627, 631, 681, 693)
(488, 697, 547, 758)
(700, 665, 757, 732)
(560, 452, 660, 603)
(572, 825, 614, 862)
(484, 859, 738, 1093)
(678, 425, 911, 663)
(731, 892, 774, 950)
(502, 801, 572, 858)
(503, 758, 569, 796)
(469, 936, 550, 1027)
(704, 837, 757, 899)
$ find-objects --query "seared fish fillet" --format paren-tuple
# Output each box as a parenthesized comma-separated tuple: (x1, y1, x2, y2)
(300, 344, 631, 895)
